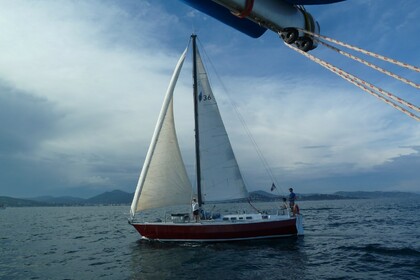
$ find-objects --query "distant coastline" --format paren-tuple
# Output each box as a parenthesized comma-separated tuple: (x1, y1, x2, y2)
(1, 190, 419, 207)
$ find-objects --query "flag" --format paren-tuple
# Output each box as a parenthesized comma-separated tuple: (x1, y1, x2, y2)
(270, 183, 276, 192)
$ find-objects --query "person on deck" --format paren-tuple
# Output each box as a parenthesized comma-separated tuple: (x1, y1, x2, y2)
(288, 188, 296, 210)
(292, 203, 300, 217)
(280, 197, 288, 215)
(192, 198, 200, 222)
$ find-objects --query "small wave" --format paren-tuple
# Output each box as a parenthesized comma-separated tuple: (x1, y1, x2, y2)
(42, 250, 56, 255)
(64, 250, 78, 254)
(329, 221, 359, 227)
(365, 244, 420, 256)
(89, 261, 108, 266)
(103, 247, 115, 253)
(309, 207, 339, 211)
(341, 244, 420, 257)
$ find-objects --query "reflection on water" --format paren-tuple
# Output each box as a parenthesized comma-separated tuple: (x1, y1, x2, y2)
(129, 236, 308, 280)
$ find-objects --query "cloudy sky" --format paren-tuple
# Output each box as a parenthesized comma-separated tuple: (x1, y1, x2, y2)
(0, 0, 419, 198)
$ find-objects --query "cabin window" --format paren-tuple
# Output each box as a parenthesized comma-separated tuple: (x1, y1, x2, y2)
(223, 217, 228, 221)
(230, 217, 237, 221)
(246, 216, 252, 220)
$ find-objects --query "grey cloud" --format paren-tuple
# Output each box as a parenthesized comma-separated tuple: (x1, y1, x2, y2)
(276, 148, 420, 193)
(0, 84, 63, 154)
(303, 145, 331, 149)
(0, 84, 67, 196)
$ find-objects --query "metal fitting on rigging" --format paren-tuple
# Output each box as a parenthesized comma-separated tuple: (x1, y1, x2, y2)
(280, 7, 319, 52)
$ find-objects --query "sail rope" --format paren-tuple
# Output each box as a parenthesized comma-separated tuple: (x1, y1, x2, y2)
(247, 198, 262, 213)
(284, 43, 420, 121)
(281, 30, 419, 121)
(317, 40, 420, 89)
(297, 28, 420, 73)
(196, 38, 287, 200)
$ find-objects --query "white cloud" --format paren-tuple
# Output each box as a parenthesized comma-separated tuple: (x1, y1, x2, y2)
(0, 0, 418, 197)
(211, 75, 419, 190)
(0, 1, 186, 195)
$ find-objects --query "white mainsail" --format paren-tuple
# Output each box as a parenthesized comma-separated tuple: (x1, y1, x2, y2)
(131, 41, 250, 218)
(195, 47, 249, 202)
(130, 48, 192, 216)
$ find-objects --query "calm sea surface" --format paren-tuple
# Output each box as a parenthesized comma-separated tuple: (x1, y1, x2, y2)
(1, 198, 419, 280)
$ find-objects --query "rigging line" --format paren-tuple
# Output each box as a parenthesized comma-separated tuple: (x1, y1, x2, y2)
(196, 38, 286, 195)
(314, 41, 419, 112)
(284, 31, 420, 112)
(326, 64, 420, 121)
(317, 40, 420, 89)
(285, 43, 420, 121)
(247, 198, 262, 213)
(286, 42, 420, 121)
(337, 70, 420, 113)
(314, 52, 420, 113)
(297, 28, 420, 73)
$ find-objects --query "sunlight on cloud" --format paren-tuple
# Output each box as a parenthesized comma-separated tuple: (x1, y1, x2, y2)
(214, 75, 419, 184)
(0, 0, 418, 196)
(0, 0, 188, 192)
(0, 2, 181, 142)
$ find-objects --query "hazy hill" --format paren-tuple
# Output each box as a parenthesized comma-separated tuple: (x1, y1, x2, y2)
(299, 193, 349, 201)
(85, 190, 133, 205)
(249, 191, 348, 202)
(1, 190, 133, 207)
(248, 190, 278, 201)
(0, 196, 49, 207)
(30, 195, 86, 205)
(334, 191, 420, 199)
(1, 190, 418, 207)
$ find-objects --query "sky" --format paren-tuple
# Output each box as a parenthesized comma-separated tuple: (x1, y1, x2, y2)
(0, 0, 419, 198)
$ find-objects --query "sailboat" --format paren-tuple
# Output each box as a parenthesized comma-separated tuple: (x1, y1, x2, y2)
(129, 35, 303, 242)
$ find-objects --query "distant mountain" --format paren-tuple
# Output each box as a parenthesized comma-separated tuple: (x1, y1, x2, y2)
(333, 191, 420, 199)
(249, 190, 279, 201)
(0, 196, 49, 207)
(299, 193, 350, 201)
(28, 190, 133, 205)
(2, 190, 418, 207)
(85, 190, 133, 205)
(248, 190, 420, 202)
(30, 195, 86, 205)
(1, 190, 133, 207)
(248, 191, 349, 202)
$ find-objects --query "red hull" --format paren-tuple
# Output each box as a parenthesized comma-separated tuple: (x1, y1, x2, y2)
(131, 218, 298, 241)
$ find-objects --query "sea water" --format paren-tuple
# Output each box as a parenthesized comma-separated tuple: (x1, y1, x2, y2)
(0, 198, 419, 280)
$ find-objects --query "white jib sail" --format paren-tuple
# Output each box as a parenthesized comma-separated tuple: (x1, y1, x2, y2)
(195, 48, 249, 202)
(130, 48, 192, 217)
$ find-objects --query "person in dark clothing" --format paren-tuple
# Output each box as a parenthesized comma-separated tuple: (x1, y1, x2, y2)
(288, 188, 296, 209)
(192, 198, 200, 222)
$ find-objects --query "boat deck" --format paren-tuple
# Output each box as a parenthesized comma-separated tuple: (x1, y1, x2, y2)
(134, 212, 294, 226)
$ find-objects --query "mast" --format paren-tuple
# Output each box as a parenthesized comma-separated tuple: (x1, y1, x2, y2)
(191, 34, 203, 207)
